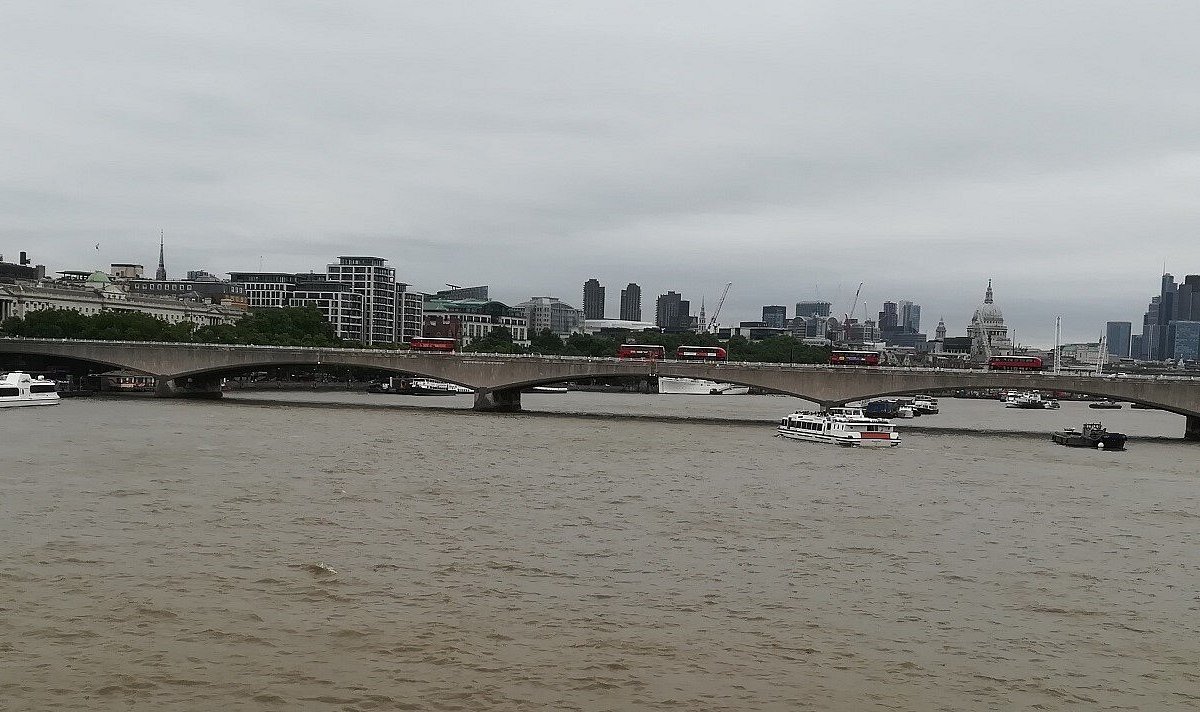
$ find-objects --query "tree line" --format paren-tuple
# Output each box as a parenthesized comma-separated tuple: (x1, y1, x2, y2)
(0, 308, 831, 363)
(0, 307, 345, 347)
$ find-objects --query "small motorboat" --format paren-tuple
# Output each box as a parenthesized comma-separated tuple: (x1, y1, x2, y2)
(1051, 422, 1127, 450)
(0, 372, 61, 408)
(1088, 400, 1122, 409)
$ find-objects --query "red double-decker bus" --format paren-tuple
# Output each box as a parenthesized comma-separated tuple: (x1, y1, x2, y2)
(829, 350, 881, 366)
(618, 344, 667, 359)
(410, 337, 457, 352)
(988, 355, 1043, 370)
(675, 345, 727, 361)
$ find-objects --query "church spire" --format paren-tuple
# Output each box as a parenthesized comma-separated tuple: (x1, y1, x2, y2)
(155, 230, 167, 280)
(984, 279, 993, 304)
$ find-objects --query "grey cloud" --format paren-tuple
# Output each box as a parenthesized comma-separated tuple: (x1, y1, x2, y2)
(4, 1, 1200, 344)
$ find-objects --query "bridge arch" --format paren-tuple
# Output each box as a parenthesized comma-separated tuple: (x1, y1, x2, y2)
(167, 360, 479, 392)
(831, 382, 1198, 418)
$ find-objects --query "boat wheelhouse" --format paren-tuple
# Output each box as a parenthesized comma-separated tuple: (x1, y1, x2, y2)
(777, 407, 900, 447)
(0, 372, 61, 408)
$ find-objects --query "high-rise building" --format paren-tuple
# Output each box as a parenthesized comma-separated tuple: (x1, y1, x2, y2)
(1130, 334, 1146, 360)
(762, 305, 787, 329)
(655, 291, 691, 330)
(1157, 274, 1178, 359)
(1142, 294, 1162, 361)
(796, 301, 831, 318)
(583, 279, 605, 320)
(619, 283, 642, 321)
(1175, 275, 1200, 322)
(1105, 321, 1133, 358)
(396, 284, 424, 343)
(1167, 321, 1200, 361)
(878, 302, 899, 333)
(326, 256, 397, 345)
(900, 301, 921, 333)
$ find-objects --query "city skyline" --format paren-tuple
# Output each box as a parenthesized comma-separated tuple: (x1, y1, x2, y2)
(13, 239, 1193, 349)
(5, 3, 1200, 344)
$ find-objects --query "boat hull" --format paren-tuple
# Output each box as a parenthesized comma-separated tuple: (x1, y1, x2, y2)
(1051, 430, 1127, 450)
(0, 398, 60, 408)
(777, 428, 899, 447)
(658, 377, 749, 395)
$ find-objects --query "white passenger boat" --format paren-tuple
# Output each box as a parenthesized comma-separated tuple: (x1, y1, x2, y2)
(370, 377, 473, 395)
(911, 395, 939, 414)
(777, 407, 900, 447)
(658, 376, 750, 395)
(1005, 391, 1058, 409)
(0, 372, 61, 408)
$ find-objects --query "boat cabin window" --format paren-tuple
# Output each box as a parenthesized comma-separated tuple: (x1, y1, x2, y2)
(0, 387, 20, 396)
(30, 384, 56, 393)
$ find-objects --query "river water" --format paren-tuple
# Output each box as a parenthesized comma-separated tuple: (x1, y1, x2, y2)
(3, 394, 1199, 710)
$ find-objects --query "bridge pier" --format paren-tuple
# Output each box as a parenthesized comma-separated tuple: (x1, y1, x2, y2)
(473, 388, 521, 412)
(155, 375, 224, 399)
(1186, 415, 1200, 442)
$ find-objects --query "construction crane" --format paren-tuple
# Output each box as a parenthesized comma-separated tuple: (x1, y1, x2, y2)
(705, 282, 732, 333)
(842, 282, 863, 342)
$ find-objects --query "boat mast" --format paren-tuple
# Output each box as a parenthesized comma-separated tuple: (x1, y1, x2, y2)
(1053, 316, 1061, 375)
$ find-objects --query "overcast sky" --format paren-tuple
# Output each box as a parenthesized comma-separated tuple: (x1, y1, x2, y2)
(4, 2, 1200, 344)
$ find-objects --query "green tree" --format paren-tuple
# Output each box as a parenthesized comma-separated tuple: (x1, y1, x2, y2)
(528, 329, 564, 355)
(561, 333, 619, 357)
(464, 326, 526, 354)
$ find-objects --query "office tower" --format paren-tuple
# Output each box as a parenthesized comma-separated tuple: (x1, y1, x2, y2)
(619, 282, 642, 321)
(583, 279, 605, 320)
(1105, 321, 1132, 358)
(656, 291, 690, 330)
(1157, 274, 1178, 359)
(878, 301, 899, 333)
(1176, 275, 1200, 322)
(1167, 321, 1200, 361)
(762, 305, 787, 329)
(900, 301, 921, 333)
(1130, 334, 1145, 360)
(796, 300, 832, 318)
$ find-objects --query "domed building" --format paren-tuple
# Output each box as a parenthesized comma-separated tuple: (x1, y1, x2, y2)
(970, 280, 1013, 358)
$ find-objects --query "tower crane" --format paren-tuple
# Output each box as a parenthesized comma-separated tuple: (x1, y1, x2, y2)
(842, 282, 863, 342)
(706, 282, 732, 333)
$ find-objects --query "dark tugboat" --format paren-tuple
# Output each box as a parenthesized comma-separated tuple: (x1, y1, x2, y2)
(1052, 422, 1127, 450)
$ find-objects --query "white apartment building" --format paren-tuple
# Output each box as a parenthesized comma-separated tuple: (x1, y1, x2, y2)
(289, 281, 366, 343)
(327, 256, 396, 345)
(397, 285, 424, 343)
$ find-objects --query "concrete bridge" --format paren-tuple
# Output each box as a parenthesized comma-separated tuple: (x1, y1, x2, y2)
(3, 337, 1199, 439)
